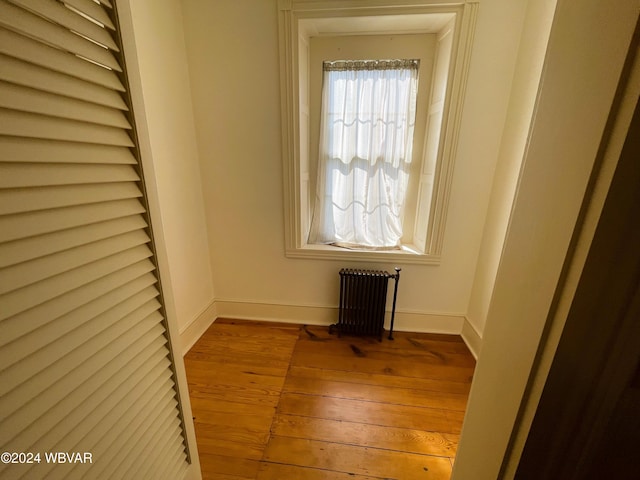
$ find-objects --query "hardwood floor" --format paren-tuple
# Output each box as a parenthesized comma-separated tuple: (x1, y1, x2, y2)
(184, 319, 475, 480)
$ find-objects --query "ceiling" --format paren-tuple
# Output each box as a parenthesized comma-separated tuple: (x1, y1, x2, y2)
(299, 13, 456, 37)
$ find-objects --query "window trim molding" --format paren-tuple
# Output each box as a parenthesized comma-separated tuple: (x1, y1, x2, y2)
(278, 0, 479, 265)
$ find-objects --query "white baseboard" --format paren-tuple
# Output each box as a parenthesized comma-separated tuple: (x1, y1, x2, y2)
(180, 299, 473, 355)
(461, 317, 482, 359)
(214, 299, 465, 335)
(388, 310, 464, 335)
(214, 299, 337, 326)
(179, 301, 217, 355)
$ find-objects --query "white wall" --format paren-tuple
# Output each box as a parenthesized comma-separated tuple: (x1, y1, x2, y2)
(452, 0, 639, 476)
(125, 0, 215, 336)
(465, 0, 557, 343)
(179, 0, 531, 335)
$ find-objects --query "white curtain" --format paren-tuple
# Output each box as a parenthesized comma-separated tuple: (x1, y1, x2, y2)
(308, 60, 419, 249)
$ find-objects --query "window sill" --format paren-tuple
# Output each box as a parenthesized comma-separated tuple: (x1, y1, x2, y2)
(286, 243, 441, 265)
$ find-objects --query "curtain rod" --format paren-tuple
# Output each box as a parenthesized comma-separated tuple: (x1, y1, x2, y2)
(323, 59, 420, 71)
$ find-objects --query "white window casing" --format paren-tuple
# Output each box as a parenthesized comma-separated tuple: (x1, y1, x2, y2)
(278, 0, 479, 265)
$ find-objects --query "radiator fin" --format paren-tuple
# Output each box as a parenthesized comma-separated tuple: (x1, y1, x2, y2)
(333, 268, 400, 341)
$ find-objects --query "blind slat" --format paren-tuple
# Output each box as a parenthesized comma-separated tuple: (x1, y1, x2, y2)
(106, 409, 180, 479)
(10, 0, 119, 51)
(164, 453, 189, 480)
(1, 342, 172, 480)
(47, 366, 177, 478)
(0, 54, 128, 110)
(0, 162, 139, 189)
(0, 321, 166, 441)
(0, 109, 134, 146)
(61, 378, 175, 471)
(139, 429, 186, 480)
(0, 27, 125, 91)
(0, 260, 155, 344)
(0, 301, 162, 397)
(0, 229, 150, 295)
(128, 424, 182, 480)
(0, 137, 136, 164)
(75, 379, 176, 478)
(34, 364, 175, 480)
(16, 359, 173, 480)
(0, 275, 158, 367)
(0, 198, 145, 243)
(0, 82, 132, 129)
(155, 439, 188, 480)
(0, 1, 120, 71)
(0, 215, 147, 268)
(0, 244, 153, 320)
(0, 182, 142, 215)
(64, 0, 115, 30)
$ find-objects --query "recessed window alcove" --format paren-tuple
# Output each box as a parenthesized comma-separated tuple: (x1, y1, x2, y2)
(278, 0, 478, 264)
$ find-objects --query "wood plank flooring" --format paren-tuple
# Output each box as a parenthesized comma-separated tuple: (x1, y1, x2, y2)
(184, 319, 475, 480)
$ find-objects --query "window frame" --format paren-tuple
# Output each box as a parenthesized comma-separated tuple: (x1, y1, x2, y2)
(277, 0, 479, 265)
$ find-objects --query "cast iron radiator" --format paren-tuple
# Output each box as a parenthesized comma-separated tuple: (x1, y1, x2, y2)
(330, 268, 401, 341)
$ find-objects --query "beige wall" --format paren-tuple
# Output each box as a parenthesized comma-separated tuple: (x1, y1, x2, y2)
(465, 0, 557, 342)
(126, 0, 215, 334)
(179, 0, 531, 335)
(452, 0, 638, 476)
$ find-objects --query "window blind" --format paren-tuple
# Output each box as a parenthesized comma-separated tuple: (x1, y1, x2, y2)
(0, 0, 190, 478)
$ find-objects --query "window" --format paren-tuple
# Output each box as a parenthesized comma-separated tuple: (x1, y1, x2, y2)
(278, 1, 478, 264)
(309, 59, 420, 249)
